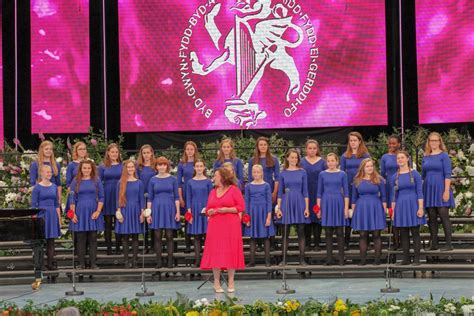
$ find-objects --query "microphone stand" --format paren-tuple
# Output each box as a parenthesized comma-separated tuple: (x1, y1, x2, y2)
(381, 210, 399, 293)
(66, 192, 84, 296)
(277, 188, 295, 294)
(137, 193, 154, 297)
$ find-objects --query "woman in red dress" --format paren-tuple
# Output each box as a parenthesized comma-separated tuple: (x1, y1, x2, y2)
(200, 167, 245, 293)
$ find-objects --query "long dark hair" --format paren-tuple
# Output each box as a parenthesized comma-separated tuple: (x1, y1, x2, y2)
(252, 137, 274, 167)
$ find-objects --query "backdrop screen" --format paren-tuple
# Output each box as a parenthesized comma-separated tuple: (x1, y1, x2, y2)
(119, 0, 387, 132)
(0, 0, 3, 149)
(416, 0, 474, 124)
(30, 0, 90, 134)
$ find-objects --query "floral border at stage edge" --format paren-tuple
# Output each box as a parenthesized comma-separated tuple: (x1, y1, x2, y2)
(1, 295, 474, 315)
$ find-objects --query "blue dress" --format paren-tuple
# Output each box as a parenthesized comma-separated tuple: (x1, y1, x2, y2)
(69, 179, 105, 232)
(247, 156, 280, 192)
(65, 161, 80, 211)
(148, 176, 180, 230)
(317, 171, 349, 227)
(277, 169, 310, 225)
(351, 180, 387, 231)
(178, 161, 195, 214)
(244, 183, 275, 238)
(31, 183, 61, 239)
(390, 171, 427, 227)
(380, 153, 398, 205)
(213, 158, 244, 189)
(340, 153, 370, 205)
(185, 178, 213, 235)
(115, 180, 145, 235)
(136, 165, 156, 195)
(421, 152, 455, 208)
(29, 161, 62, 187)
(301, 157, 327, 223)
(98, 164, 123, 216)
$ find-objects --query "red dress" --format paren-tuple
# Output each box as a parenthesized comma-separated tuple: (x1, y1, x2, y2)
(200, 185, 246, 270)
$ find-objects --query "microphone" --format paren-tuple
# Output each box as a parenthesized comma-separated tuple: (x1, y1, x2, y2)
(285, 188, 290, 193)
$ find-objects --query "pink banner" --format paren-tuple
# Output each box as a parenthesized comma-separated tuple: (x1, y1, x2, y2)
(416, 0, 474, 124)
(30, 0, 90, 134)
(0, 1, 3, 149)
(119, 0, 387, 132)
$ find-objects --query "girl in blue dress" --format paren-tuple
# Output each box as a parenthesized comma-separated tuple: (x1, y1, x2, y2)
(69, 160, 104, 269)
(178, 141, 200, 253)
(340, 132, 370, 249)
(136, 144, 156, 252)
(422, 132, 454, 251)
(301, 139, 327, 251)
(275, 149, 310, 265)
(185, 159, 213, 267)
(213, 138, 244, 190)
(380, 135, 402, 249)
(351, 158, 387, 265)
(115, 160, 145, 268)
(65, 142, 89, 212)
(147, 156, 180, 268)
(31, 165, 62, 270)
(317, 153, 349, 266)
(98, 143, 123, 255)
(390, 151, 426, 265)
(244, 165, 275, 267)
(30, 140, 62, 199)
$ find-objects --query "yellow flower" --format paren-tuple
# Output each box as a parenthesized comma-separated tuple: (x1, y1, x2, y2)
(351, 311, 361, 316)
(222, 313, 228, 316)
(185, 312, 200, 316)
(209, 311, 220, 316)
(334, 299, 347, 313)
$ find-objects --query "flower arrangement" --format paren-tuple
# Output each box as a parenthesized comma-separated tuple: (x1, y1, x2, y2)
(1, 295, 474, 316)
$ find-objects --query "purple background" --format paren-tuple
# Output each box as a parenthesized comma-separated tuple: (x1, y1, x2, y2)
(416, 0, 474, 124)
(119, 0, 388, 132)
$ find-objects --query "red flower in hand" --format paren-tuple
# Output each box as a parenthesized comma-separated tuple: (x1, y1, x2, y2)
(66, 209, 75, 220)
(388, 208, 394, 218)
(184, 212, 193, 222)
(313, 205, 321, 215)
(242, 213, 251, 224)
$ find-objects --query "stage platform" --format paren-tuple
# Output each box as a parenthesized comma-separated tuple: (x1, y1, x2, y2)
(1, 278, 474, 307)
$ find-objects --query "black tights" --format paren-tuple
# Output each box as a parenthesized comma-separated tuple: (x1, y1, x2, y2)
(46, 239, 55, 269)
(76, 231, 98, 268)
(304, 223, 322, 249)
(326, 226, 345, 265)
(281, 224, 306, 264)
(121, 234, 139, 265)
(249, 238, 271, 266)
(192, 234, 204, 266)
(104, 215, 121, 253)
(154, 229, 175, 268)
(359, 230, 382, 264)
(427, 207, 452, 249)
(400, 226, 421, 264)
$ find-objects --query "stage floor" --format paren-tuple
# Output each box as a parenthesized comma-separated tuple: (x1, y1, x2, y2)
(1, 278, 473, 306)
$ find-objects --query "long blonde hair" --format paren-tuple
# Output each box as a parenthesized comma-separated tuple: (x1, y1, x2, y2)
(118, 160, 137, 208)
(137, 144, 155, 170)
(72, 141, 88, 161)
(344, 132, 369, 159)
(424, 132, 447, 156)
(103, 143, 122, 167)
(38, 140, 58, 176)
(353, 158, 381, 186)
(216, 138, 236, 163)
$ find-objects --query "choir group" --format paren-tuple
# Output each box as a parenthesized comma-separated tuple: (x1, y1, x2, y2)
(29, 131, 455, 270)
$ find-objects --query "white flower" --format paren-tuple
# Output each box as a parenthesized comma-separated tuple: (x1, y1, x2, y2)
(455, 193, 464, 205)
(463, 305, 474, 316)
(468, 143, 474, 154)
(20, 161, 29, 170)
(193, 301, 202, 308)
(200, 298, 209, 305)
(129, 155, 136, 161)
(460, 178, 468, 186)
(277, 301, 284, 306)
(0, 181, 6, 187)
(466, 192, 473, 199)
(5, 193, 18, 203)
(0, 162, 4, 170)
(56, 157, 63, 163)
(388, 305, 401, 312)
(452, 167, 464, 176)
(11, 177, 20, 184)
(457, 150, 466, 160)
(467, 166, 474, 177)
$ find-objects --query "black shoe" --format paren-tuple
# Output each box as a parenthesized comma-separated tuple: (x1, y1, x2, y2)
(265, 262, 271, 267)
(106, 248, 113, 255)
(440, 245, 453, 251)
(325, 259, 333, 266)
(338, 260, 345, 266)
(396, 260, 409, 266)
(155, 261, 162, 269)
(358, 260, 366, 266)
(184, 247, 191, 254)
(257, 246, 264, 252)
(299, 259, 308, 266)
(412, 261, 421, 266)
(246, 262, 256, 267)
(429, 245, 439, 251)
(344, 245, 350, 251)
(131, 260, 138, 269)
(124, 260, 130, 269)
(90, 264, 100, 270)
(373, 258, 381, 266)
(314, 245, 321, 252)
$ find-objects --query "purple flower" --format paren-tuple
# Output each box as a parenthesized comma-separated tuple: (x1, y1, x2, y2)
(13, 138, 21, 146)
(66, 137, 72, 150)
(90, 139, 98, 146)
(38, 132, 45, 141)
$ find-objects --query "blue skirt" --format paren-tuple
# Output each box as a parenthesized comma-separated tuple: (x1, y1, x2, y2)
(69, 200, 104, 232)
(321, 193, 349, 227)
(394, 194, 427, 227)
(276, 191, 310, 225)
(351, 196, 386, 231)
(423, 174, 455, 208)
(243, 203, 275, 238)
(150, 198, 180, 230)
(186, 201, 208, 235)
(115, 203, 144, 235)
(102, 183, 117, 215)
(39, 206, 61, 239)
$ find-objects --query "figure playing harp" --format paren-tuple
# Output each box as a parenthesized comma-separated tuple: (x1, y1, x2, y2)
(190, 0, 304, 128)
